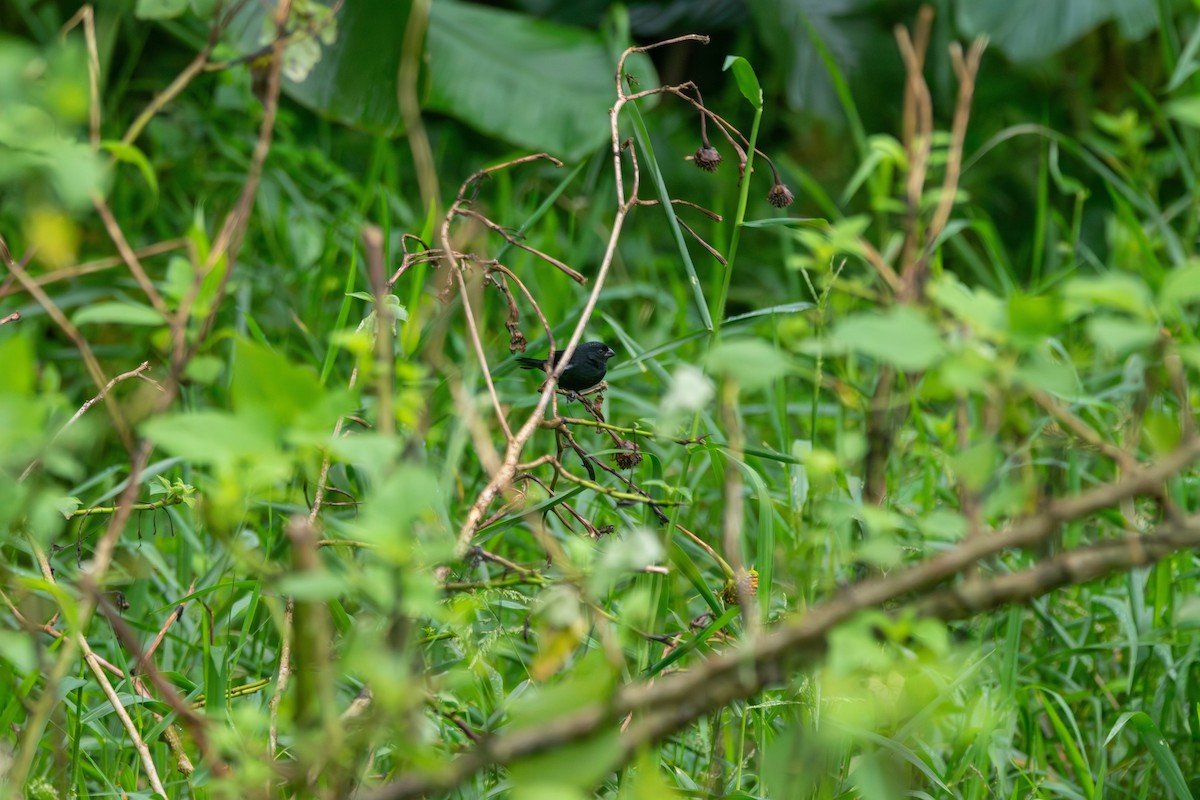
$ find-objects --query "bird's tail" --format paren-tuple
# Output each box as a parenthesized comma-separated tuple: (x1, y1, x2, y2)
(516, 357, 545, 371)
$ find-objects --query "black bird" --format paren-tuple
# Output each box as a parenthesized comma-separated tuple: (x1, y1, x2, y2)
(517, 341, 616, 392)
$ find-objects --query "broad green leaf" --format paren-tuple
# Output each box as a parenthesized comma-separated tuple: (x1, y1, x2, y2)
(622, 751, 683, 800)
(791, 215, 870, 270)
(228, 0, 657, 155)
(184, 356, 223, 385)
(957, 0, 1156, 62)
(509, 729, 622, 796)
(1013, 350, 1078, 397)
(277, 571, 350, 600)
(830, 307, 946, 371)
(1086, 316, 1159, 355)
(1008, 292, 1063, 345)
(924, 509, 968, 541)
(136, 0, 188, 19)
(0, 630, 37, 673)
(55, 496, 82, 518)
(1165, 96, 1200, 130)
(227, 0, 397, 133)
(509, 651, 615, 729)
(1159, 261, 1200, 319)
(588, 528, 664, 597)
(0, 335, 35, 395)
(231, 338, 326, 428)
(162, 256, 193, 303)
(934, 349, 993, 394)
(142, 410, 279, 466)
(928, 274, 1006, 338)
(348, 466, 447, 560)
(723, 55, 763, 109)
(952, 441, 1000, 493)
(1061, 273, 1154, 319)
(426, 1, 658, 160)
(707, 339, 791, 392)
(73, 301, 165, 327)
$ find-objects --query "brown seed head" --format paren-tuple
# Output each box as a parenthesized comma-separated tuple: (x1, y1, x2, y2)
(693, 146, 722, 172)
(767, 183, 795, 208)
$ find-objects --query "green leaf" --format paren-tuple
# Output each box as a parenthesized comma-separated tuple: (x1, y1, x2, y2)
(142, 410, 280, 467)
(1013, 350, 1078, 397)
(928, 274, 1006, 338)
(509, 729, 622, 795)
(741, 217, 824, 229)
(135, 0, 188, 20)
(231, 339, 326, 428)
(100, 140, 158, 198)
(1061, 273, 1155, 319)
(0, 629, 37, 673)
(1106, 712, 1194, 800)
(56, 496, 82, 519)
(1165, 96, 1200, 130)
(706, 339, 791, 392)
(0, 335, 35, 396)
(723, 55, 763, 109)
(957, 0, 1156, 62)
(1158, 261, 1200, 319)
(184, 356, 224, 385)
(588, 528, 664, 597)
(277, 571, 349, 600)
(227, 0, 408, 136)
(426, 1, 658, 160)
(952, 441, 1000, 493)
(923, 509, 968, 541)
(1008, 292, 1064, 345)
(1086, 316, 1159, 355)
(233, 0, 655, 154)
(162, 256, 193, 303)
(73, 301, 165, 327)
(830, 307, 946, 371)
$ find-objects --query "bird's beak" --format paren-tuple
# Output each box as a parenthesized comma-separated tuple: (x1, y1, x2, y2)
(604, 347, 616, 358)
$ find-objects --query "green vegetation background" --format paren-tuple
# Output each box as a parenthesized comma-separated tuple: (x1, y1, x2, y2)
(3, 0, 1200, 798)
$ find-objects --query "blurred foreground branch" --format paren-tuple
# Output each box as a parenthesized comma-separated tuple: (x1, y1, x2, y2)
(371, 436, 1200, 799)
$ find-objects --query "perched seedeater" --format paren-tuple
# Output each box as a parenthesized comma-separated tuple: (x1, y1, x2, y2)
(517, 341, 616, 392)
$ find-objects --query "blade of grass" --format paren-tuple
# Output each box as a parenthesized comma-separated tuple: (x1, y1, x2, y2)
(320, 245, 357, 385)
(626, 101, 714, 331)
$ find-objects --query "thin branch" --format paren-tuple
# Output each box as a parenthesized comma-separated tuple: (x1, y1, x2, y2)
(92, 193, 173, 322)
(459, 209, 586, 283)
(78, 632, 167, 795)
(0, 239, 186, 300)
(183, 0, 291, 366)
(61, 5, 101, 148)
(1031, 388, 1136, 470)
(20, 361, 156, 482)
(122, 22, 223, 146)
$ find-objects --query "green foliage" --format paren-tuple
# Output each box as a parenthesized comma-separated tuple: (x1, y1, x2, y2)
(3, 2, 1200, 800)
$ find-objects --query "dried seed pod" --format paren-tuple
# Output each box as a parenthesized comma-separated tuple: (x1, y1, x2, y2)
(693, 145, 722, 172)
(614, 439, 643, 469)
(767, 182, 795, 208)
